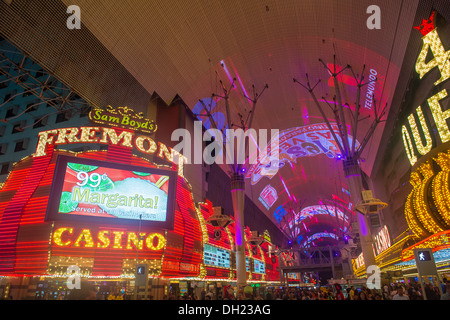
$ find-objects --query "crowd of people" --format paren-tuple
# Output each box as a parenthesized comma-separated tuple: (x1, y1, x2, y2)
(160, 280, 449, 301)
(63, 279, 449, 300)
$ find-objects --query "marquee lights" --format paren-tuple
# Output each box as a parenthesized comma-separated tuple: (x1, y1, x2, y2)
(402, 12, 450, 166)
(402, 125, 417, 166)
(427, 89, 450, 144)
(89, 106, 157, 134)
(407, 106, 433, 155)
(401, 12, 450, 248)
(415, 27, 450, 85)
(404, 150, 450, 238)
(32, 126, 186, 176)
(402, 89, 450, 166)
(402, 229, 450, 261)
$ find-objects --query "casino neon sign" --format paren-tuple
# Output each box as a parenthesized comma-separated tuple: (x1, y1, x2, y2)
(52, 227, 166, 251)
(402, 12, 450, 166)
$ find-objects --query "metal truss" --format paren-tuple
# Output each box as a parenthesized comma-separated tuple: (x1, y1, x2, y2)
(0, 39, 93, 129)
(276, 245, 344, 271)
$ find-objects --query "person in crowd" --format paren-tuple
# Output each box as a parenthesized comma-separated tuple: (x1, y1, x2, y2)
(107, 288, 124, 300)
(265, 289, 274, 300)
(349, 286, 356, 300)
(206, 289, 214, 300)
(335, 288, 345, 300)
(441, 281, 450, 300)
(392, 286, 409, 300)
(67, 283, 98, 300)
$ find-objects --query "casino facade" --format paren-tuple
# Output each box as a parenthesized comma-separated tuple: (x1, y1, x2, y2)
(0, 122, 282, 299)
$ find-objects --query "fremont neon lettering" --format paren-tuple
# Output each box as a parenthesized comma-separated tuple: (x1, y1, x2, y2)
(32, 126, 186, 176)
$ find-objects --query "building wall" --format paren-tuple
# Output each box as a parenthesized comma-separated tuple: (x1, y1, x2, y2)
(0, 39, 95, 182)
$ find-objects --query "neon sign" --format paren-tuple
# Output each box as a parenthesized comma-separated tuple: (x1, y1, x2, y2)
(32, 126, 186, 176)
(89, 105, 157, 134)
(402, 12, 450, 166)
(203, 244, 230, 269)
(52, 227, 166, 250)
(372, 225, 391, 256)
(47, 156, 177, 229)
(245, 123, 359, 185)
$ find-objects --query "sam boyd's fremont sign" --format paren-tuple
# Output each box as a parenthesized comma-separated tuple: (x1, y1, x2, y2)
(89, 105, 157, 134)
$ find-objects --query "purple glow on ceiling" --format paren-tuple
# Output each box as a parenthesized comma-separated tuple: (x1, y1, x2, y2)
(302, 106, 309, 124)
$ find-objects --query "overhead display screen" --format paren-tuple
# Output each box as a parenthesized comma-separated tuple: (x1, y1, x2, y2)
(254, 259, 265, 274)
(204, 244, 230, 268)
(47, 155, 177, 229)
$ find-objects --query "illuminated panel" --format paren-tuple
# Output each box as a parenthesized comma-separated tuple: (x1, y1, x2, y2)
(246, 123, 360, 185)
(46, 155, 177, 230)
(258, 184, 278, 210)
(273, 205, 288, 224)
(372, 225, 391, 256)
(204, 244, 230, 269)
(253, 259, 265, 274)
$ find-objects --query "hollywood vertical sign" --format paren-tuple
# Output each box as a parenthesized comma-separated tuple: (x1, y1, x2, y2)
(402, 12, 450, 166)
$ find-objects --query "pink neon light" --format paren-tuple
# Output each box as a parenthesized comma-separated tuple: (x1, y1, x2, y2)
(302, 106, 309, 125)
(220, 60, 236, 90)
(279, 175, 292, 200)
(228, 59, 251, 106)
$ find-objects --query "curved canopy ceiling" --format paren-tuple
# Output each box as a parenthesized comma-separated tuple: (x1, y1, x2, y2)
(60, 0, 420, 245)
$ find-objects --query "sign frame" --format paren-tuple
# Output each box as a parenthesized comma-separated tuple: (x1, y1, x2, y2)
(46, 155, 177, 230)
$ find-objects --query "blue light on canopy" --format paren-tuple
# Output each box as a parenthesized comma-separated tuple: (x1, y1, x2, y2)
(193, 97, 229, 131)
(301, 232, 339, 247)
(273, 205, 288, 224)
(294, 205, 349, 224)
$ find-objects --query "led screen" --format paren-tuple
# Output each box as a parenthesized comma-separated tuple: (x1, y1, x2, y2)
(47, 155, 177, 229)
(254, 259, 265, 274)
(204, 244, 230, 268)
